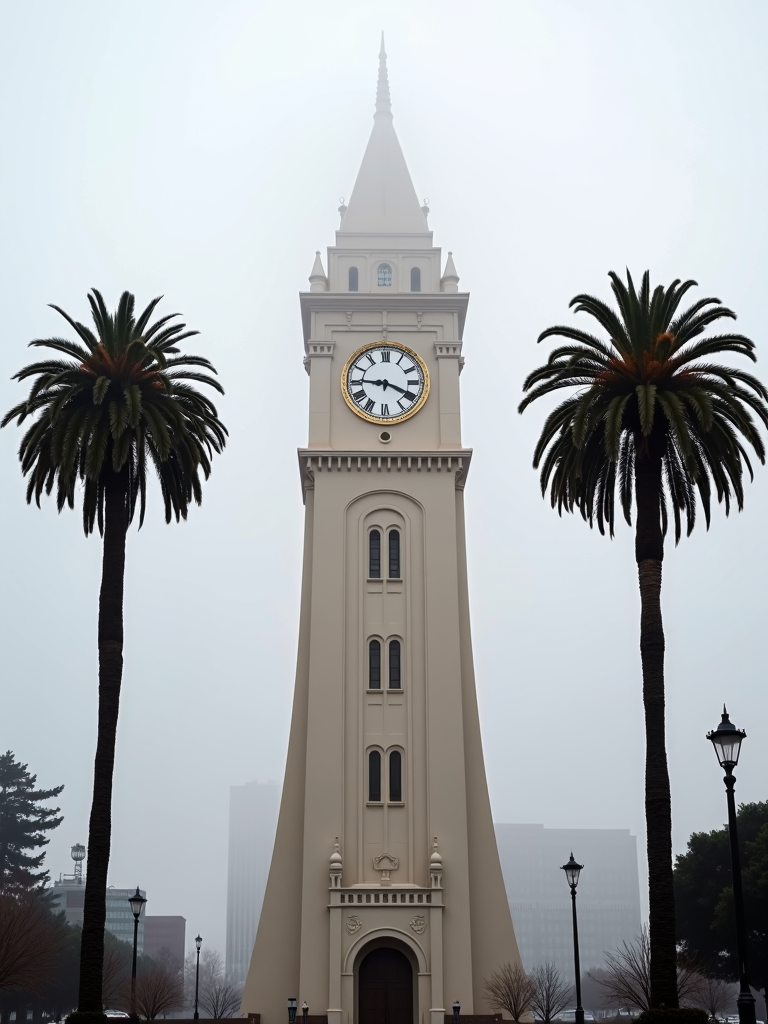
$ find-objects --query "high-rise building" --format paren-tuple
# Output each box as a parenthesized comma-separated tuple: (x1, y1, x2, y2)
(144, 916, 186, 966)
(495, 824, 642, 984)
(240, 36, 523, 1024)
(226, 780, 281, 985)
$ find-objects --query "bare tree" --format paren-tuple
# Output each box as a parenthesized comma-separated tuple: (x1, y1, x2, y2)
(484, 962, 534, 1022)
(0, 892, 62, 994)
(102, 940, 131, 1008)
(690, 976, 734, 1021)
(129, 965, 185, 1020)
(194, 948, 241, 1019)
(529, 962, 574, 1022)
(199, 976, 242, 1019)
(592, 928, 703, 1012)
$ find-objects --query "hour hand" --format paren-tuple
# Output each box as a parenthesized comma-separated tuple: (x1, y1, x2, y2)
(382, 381, 406, 395)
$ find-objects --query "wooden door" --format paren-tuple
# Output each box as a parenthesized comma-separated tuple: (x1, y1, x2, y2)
(358, 947, 413, 1024)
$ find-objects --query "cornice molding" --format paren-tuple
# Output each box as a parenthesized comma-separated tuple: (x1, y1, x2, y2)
(297, 448, 473, 502)
(299, 291, 469, 342)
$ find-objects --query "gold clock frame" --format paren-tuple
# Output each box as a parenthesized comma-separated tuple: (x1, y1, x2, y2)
(341, 341, 430, 425)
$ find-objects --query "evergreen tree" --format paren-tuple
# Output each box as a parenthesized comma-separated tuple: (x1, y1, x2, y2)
(0, 751, 64, 892)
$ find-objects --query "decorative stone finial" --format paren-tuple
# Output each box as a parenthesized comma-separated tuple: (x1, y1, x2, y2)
(337, 197, 348, 224)
(430, 837, 443, 889)
(375, 33, 392, 118)
(309, 251, 328, 293)
(330, 838, 343, 868)
(441, 252, 460, 293)
(430, 836, 442, 866)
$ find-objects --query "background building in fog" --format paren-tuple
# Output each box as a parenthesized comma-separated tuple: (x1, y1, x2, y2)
(495, 823, 642, 983)
(51, 876, 147, 952)
(144, 916, 186, 965)
(226, 779, 280, 984)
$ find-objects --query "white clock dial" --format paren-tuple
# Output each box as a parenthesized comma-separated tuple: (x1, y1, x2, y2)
(341, 342, 430, 424)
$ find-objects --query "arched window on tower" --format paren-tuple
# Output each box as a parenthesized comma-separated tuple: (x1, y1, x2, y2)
(388, 529, 400, 579)
(349, 267, 358, 291)
(388, 640, 401, 689)
(410, 267, 421, 292)
(389, 750, 402, 802)
(368, 750, 382, 802)
(369, 530, 381, 578)
(369, 640, 381, 689)
(378, 263, 392, 287)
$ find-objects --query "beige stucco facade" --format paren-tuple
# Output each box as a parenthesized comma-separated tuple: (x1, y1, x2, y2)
(241, 39, 522, 1024)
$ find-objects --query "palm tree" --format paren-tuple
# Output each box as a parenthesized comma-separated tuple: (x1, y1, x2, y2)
(2, 289, 227, 1021)
(519, 270, 768, 1010)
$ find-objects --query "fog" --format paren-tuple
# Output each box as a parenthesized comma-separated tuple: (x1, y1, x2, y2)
(1, 0, 767, 956)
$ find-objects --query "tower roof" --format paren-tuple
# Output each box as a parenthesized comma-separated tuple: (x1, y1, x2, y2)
(339, 36, 428, 237)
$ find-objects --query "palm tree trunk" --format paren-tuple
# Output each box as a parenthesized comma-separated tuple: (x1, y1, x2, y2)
(635, 442, 678, 1010)
(77, 469, 128, 1015)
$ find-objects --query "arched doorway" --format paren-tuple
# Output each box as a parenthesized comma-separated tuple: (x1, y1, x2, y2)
(358, 946, 414, 1024)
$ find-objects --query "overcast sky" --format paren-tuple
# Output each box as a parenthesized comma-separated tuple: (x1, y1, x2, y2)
(2, 0, 767, 958)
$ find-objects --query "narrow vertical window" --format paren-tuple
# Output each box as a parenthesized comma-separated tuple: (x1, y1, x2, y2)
(369, 751, 382, 802)
(388, 529, 400, 578)
(378, 263, 392, 287)
(369, 530, 381, 578)
(369, 640, 381, 689)
(389, 751, 402, 802)
(410, 267, 421, 292)
(349, 267, 358, 291)
(388, 640, 401, 689)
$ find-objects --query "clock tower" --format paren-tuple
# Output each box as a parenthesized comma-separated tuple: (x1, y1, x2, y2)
(241, 38, 523, 1024)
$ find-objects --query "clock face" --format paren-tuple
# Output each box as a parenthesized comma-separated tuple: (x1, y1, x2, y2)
(341, 342, 430, 424)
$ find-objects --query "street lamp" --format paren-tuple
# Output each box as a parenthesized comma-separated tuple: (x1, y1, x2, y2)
(194, 934, 202, 1020)
(561, 853, 584, 1024)
(302, 1002, 309, 1024)
(287, 998, 297, 1024)
(453, 999, 461, 1024)
(707, 708, 756, 1024)
(128, 887, 147, 1023)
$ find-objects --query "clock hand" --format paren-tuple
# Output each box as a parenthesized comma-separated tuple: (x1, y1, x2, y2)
(361, 377, 409, 396)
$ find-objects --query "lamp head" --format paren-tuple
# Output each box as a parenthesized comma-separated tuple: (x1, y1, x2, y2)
(561, 852, 584, 889)
(128, 887, 147, 919)
(195, 934, 202, 951)
(707, 706, 746, 770)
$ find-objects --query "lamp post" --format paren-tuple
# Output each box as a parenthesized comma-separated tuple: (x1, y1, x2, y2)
(707, 708, 756, 1024)
(453, 999, 461, 1024)
(193, 934, 202, 1020)
(128, 887, 147, 1023)
(287, 998, 297, 1024)
(561, 853, 584, 1024)
(302, 1002, 309, 1024)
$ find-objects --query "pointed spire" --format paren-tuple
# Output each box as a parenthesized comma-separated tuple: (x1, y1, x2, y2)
(441, 252, 460, 293)
(376, 33, 392, 118)
(308, 251, 328, 292)
(339, 37, 429, 237)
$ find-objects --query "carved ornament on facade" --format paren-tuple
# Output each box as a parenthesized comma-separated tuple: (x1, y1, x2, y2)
(373, 852, 399, 886)
(345, 915, 363, 934)
(409, 915, 427, 935)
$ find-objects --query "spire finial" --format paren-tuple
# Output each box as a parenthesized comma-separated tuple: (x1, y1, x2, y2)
(376, 33, 392, 118)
